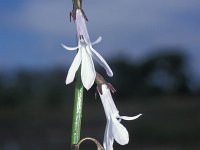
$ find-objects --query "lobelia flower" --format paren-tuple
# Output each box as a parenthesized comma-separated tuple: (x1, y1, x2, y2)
(98, 84, 142, 150)
(62, 9, 113, 90)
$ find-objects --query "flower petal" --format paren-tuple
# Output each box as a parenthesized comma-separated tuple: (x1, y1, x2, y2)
(91, 36, 102, 45)
(65, 50, 82, 84)
(81, 47, 96, 90)
(103, 119, 114, 150)
(101, 99, 114, 150)
(76, 9, 91, 44)
(100, 91, 110, 119)
(61, 44, 79, 51)
(101, 84, 119, 117)
(120, 114, 142, 121)
(103, 121, 109, 149)
(90, 46, 113, 77)
(111, 116, 129, 145)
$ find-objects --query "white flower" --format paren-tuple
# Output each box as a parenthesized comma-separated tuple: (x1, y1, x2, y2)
(99, 84, 142, 150)
(62, 9, 113, 90)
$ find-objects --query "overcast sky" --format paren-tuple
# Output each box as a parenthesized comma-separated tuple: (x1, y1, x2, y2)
(0, 0, 200, 80)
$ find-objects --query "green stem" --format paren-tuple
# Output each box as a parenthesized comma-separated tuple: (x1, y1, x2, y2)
(71, 68, 84, 146)
(70, 0, 83, 147)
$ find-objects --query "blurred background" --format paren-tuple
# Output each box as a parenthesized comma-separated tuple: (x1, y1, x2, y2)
(0, 0, 200, 150)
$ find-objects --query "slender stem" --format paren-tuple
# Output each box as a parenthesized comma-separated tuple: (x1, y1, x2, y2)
(70, 0, 84, 147)
(71, 68, 84, 146)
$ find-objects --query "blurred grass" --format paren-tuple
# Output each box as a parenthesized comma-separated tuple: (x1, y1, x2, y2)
(0, 96, 200, 150)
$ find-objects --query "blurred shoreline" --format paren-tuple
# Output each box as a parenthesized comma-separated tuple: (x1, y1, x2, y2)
(0, 96, 200, 150)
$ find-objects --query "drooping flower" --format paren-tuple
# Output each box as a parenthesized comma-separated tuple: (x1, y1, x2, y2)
(62, 9, 113, 90)
(98, 84, 142, 150)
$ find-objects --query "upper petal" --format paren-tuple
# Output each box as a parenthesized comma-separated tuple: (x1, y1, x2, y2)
(120, 114, 142, 121)
(111, 116, 129, 145)
(81, 46, 96, 90)
(91, 36, 102, 45)
(90, 46, 113, 77)
(61, 44, 79, 51)
(66, 49, 82, 84)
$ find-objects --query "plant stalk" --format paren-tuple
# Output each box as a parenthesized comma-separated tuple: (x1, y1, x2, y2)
(70, 0, 84, 148)
(71, 68, 84, 147)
